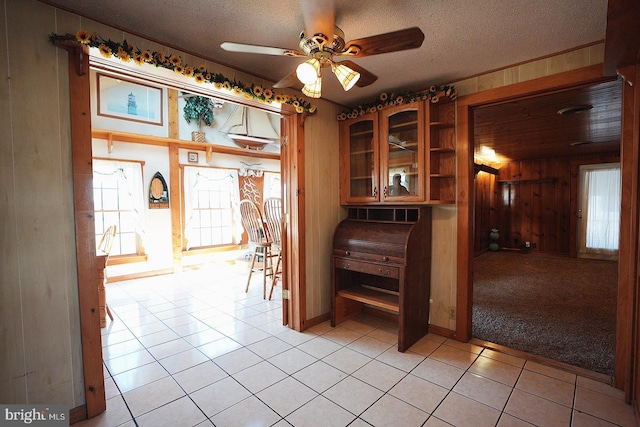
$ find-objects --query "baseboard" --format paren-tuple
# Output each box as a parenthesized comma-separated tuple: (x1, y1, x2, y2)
(107, 268, 173, 283)
(303, 312, 330, 330)
(69, 405, 86, 425)
(428, 324, 456, 339)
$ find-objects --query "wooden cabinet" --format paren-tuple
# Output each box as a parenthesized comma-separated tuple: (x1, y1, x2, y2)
(339, 113, 379, 204)
(426, 99, 456, 204)
(339, 99, 455, 205)
(331, 206, 432, 351)
(380, 102, 425, 203)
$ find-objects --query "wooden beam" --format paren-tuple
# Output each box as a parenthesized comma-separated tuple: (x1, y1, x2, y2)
(58, 43, 106, 418)
(169, 144, 182, 273)
(604, 0, 640, 75)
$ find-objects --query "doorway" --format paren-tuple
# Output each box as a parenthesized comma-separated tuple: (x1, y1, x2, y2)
(63, 46, 306, 417)
(456, 66, 630, 388)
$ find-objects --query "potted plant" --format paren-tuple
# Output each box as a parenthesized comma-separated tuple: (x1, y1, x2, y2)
(183, 94, 215, 142)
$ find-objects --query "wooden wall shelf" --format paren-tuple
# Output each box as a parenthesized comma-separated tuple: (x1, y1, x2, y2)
(91, 129, 281, 161)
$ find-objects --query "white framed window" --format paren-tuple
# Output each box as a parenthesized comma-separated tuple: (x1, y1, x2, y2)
(183, 166, 242, 250)
(578, 163, 621, 258)
(93, 158, 146, 256)
(263, 171, 281, 200)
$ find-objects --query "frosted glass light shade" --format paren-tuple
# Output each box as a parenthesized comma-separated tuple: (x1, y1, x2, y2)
(301, 75, 322, 98)
(332, 63, 360, 91)
(296, 58, 320, 85)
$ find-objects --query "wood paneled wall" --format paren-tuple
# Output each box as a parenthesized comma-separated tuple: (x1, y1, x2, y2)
(474, 170, 498, 254)
(475, 153, 621, 255)
(497, 158, 572, 254)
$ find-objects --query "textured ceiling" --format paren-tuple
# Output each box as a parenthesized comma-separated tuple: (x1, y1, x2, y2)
(43, 0, 608, 108)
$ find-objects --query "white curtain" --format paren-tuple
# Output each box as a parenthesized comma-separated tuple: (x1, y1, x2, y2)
(183, 166, 242, 249)
(583, 164, 620, 253)
(263, 172, 282, 200)
(92, 158, 146, 237)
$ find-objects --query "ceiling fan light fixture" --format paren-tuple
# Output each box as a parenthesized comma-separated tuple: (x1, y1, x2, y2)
(301, 74, 322, 98)
(296, 58, 321, 85)
(331, 62, 360, 91)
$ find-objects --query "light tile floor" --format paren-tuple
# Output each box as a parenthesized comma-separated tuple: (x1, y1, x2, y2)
(77, 261, 636, 427)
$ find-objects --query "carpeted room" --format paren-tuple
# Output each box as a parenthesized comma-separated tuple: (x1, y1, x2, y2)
(472, 250, 617, 376)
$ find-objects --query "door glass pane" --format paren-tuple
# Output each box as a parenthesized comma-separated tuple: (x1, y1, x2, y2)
(578, 163, 620, 258)
(386, 110, 419, 196)
(349, 120, 375, 197)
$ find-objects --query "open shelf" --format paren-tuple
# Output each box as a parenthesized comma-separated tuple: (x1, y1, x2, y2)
(347, 206, 422, 223)
(338, 286, 399, 312)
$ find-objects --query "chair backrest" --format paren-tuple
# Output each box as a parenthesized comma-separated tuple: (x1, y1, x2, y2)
(98, 225, 117, 256)
(239, 199, 270, 244)
(263, 197, 282, 247)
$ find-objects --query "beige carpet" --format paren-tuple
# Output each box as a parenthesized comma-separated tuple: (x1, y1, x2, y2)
(472, 251, 617, 376)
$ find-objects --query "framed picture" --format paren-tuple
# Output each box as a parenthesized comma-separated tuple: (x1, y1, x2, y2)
(188, 152, 199, 163)
(97, 73, 163, 126)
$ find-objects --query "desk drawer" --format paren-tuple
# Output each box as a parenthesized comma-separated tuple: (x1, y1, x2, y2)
(334, 257, 400, 279)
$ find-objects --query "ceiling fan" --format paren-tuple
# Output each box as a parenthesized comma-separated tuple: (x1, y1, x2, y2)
(220, 0, 425, 98)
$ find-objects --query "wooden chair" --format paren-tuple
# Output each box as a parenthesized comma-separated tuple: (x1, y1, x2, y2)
(239, 199, 277, 299)
(263, 197, 283, 300)
(97, 225, 117, 324)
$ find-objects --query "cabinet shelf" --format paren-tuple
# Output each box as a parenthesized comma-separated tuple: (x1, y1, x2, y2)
(389, 120, 419, 131)
(426, 99, 456, 204)
(350, 130, 375, 137)
(338, 286, 399, 312)
(351, 149, 374, 156)
(429, 121, 455, 128)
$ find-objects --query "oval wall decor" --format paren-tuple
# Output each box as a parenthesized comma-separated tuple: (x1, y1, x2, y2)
(149, 171, 169, 209)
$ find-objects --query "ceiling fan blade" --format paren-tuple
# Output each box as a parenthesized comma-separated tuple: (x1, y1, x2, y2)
(342, 27, 425, 57)
(337, 60, 378, 87)
(220, 41, 301, 56)
(300, 0, 335, 38)
(273, 70, 303, 89)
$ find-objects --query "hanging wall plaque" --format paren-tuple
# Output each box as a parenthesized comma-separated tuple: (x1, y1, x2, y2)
(149, 172, 169, 209)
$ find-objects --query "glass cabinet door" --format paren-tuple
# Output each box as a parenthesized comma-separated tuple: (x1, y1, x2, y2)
(380, 102, 425, 202)
(340, 114, 379, 203)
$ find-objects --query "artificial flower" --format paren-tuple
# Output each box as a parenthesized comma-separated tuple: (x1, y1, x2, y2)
(75, 29, 92, 44)
(99, 44, 111, 58)
(169, 54, 181, 66)
(194, 73, 205, 84)
(117, 46, 130, 62)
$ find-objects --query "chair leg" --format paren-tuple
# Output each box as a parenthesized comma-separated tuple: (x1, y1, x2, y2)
(245, 247, 258, 293)
(262, 246, 272, 300)
(268, 253, 281, 300)
(106, 304, 114, 321)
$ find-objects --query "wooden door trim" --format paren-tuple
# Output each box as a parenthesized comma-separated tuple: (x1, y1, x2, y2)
(54, 42, 106, 417)
(281, 113, 306, 330)
(456, 65, 631, 390)
(617, 64, 639, 400)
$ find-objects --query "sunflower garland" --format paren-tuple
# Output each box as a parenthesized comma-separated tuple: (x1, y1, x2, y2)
(48, 30, 317, 114)
(336, 85, 458, 121)
(49, 29, 457, 119)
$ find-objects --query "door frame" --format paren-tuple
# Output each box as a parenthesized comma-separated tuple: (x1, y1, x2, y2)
(455, 64, 633, 392)
(59, 45, 307, 418)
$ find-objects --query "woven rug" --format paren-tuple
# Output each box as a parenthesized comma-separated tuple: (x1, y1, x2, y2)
(472, 251, 617, 376)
